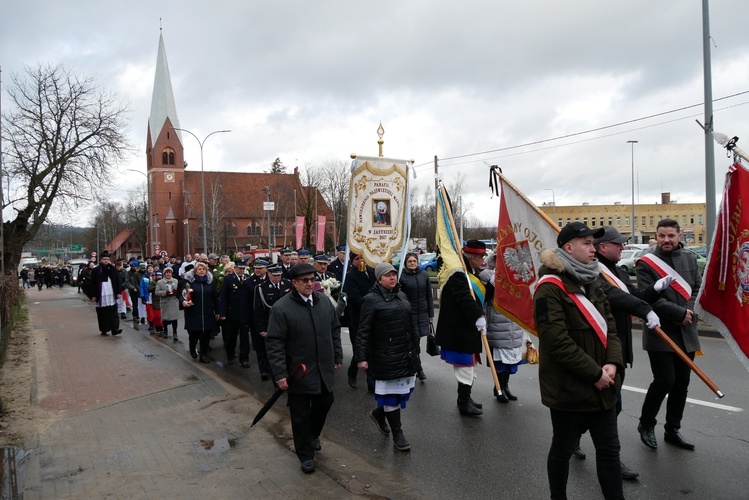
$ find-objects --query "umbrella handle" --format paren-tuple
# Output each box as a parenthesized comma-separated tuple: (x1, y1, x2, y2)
(290, 363, 307, 379)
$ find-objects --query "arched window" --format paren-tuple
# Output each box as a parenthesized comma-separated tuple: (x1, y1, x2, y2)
(162, 148, 175, 165)
(246, 222, 260, 236)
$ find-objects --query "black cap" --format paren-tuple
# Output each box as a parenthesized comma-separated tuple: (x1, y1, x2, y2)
(557, 222, 605, 247)
(288, 263, 315, 279)
(313, 254, 329, 263)
(463, 240, 487, 255)
(268, 264, 283, 275)
(594, 225, 630, 246)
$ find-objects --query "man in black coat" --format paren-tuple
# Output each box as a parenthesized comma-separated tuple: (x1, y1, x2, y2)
(266, 263, 343, 474)
(90, 251, 122, 336)
(435, 240, 487, 417)
(254, 265, 292, 379)
(313, 254, 335, 282)
(218, 261, 251, 367)
(342, 253, 376, 389)
(241, 259, 270, 378)
(593, 226, 665, 480)
(328, 245, 350, 282)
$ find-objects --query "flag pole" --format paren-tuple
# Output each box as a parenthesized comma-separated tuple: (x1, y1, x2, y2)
(439, 183, 501, 394)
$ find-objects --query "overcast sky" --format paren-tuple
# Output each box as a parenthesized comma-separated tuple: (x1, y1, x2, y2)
(3, 1, 749, 228)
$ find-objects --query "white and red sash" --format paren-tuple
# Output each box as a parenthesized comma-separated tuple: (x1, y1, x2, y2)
(598, 262, 629, 293)
(637, 254, 692, 302)
(537, 274, 608, 348)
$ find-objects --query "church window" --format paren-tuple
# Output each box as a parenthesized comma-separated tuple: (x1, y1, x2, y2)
(162, 148, 176, 165)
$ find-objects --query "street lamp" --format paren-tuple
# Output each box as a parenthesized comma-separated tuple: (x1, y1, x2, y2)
(545, 188, 556, 226)
(172, 128, 231, 253)
(627, 140, 638, 243)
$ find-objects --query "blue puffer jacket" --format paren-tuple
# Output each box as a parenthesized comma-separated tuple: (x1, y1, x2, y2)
(355, 283, 419, 381)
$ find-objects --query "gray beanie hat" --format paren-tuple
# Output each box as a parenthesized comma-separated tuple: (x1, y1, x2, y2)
(375, 262, 397, 280)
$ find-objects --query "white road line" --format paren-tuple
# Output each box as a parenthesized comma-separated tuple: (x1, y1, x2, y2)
(622, 385, 743, 412)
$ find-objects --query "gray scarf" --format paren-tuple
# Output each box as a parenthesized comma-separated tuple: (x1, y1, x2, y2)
(554, 248, 600, 285)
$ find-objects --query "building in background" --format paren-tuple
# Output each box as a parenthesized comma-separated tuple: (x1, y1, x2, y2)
(539, 193, 706, 245)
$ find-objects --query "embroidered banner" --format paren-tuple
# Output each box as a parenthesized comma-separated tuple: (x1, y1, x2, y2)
(346, 156, 410, 267)
(316, 216, 326, 252)
(696, 161, 749, 372)
(295, 216, 304, 251)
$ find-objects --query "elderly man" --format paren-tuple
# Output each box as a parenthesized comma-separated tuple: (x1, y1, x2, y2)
(266, 263, 343, 474)
(219, 260, 251, 367)
(242, 259, 270, 378)
(534, 222, 624, 499)
(636, 219, 701, 451)
(297, 249, 312, 265)
(435, 240, 488, 417)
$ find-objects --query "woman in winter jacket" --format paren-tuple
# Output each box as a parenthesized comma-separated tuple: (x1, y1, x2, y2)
(148, 271, 164, 336)
(398, 252, 434, 381)
(356, 263, 419, 452)
(180, 262, 218, 363)
(479, 252, 527, 403)
(139, 265, 155, 333)
(154, 267, 180, 341)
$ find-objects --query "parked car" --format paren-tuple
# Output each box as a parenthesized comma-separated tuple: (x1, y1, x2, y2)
(418, 252, 438, 271)
(688, 245, 707, 258)
(683, 248, 707, 275)
(617, 249, 641, 276)
(391, 250, 402, 269)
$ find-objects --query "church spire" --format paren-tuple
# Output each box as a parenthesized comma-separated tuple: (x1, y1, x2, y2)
(149, 30, 181, 146)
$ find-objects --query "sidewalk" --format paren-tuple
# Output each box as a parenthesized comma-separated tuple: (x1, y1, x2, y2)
(20, 287, 368, 499)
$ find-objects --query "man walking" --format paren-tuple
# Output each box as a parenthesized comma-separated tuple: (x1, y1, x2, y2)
(218, 260, 250, 366)
(636, 219, 701, 451)
(534, 222, 624, 499)
(266, 263, 343, 474)
(90, 251, 123, 337)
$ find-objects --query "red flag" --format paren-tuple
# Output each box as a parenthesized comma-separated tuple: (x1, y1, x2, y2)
(295, 216, 304, 250)
(696, 161, 749, 372)
(316, 216, 326, 252)
(493, 172, 559, 334)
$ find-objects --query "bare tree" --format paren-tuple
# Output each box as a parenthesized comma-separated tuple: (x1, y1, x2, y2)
(1, 64, 131, 271)
(296, 166, 323, 249)
(205, 174, 229, 253)
(123, 184, 148, 256)
(317, 159, 351, 246)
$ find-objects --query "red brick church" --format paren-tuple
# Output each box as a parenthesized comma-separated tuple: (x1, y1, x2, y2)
(110, 31, 334, 259)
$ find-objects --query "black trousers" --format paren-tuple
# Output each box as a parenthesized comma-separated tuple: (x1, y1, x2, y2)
(128, 291, 140, 319)
(95, 305, 120, 334)
(548, 407, 623, 500)
(287, 387, 334, 462)
(640, 350, 694, 432)
(187, 329, 211, 357)
(222, 319, 251, 363)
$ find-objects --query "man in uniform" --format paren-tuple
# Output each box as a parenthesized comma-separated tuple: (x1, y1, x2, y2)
(266, 263, 343, 474)
(328, 245, 349, 282)
(219, 260, 251, 367)
(533, 222, 624, 499)
(242, 259, 270, 377)
(254, 264, 292, 379)
(297, 249, 312, 265)
(313, 254, 335, 282)
(279, 249, 294, 279)
(636, 219, 701, 451)
(435, 240, 487, 417)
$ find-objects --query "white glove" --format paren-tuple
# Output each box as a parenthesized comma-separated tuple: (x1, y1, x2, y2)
(475, 316, 487, 334)
(654, 275, 675, 292)
(645, 311, 661, 329)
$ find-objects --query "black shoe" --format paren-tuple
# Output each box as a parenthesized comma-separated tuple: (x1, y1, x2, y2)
(417, 370, 427, 381)
(199, 355, 211, 364)
(392, 430, 411, 451)
(470, 399, 483, 410)
(227, 357, 235, 365)
(120, 313, 126, 319)
(638, 424, 658, 450)
(162, 331, 168, 339)
(112, 329, 122, 336)
(370, 407, 391, 436)
(301, 460, 315, 473)
(173, 336, 178, 342)
(348, 377, 357, 389)
(140, 318, 146, 324)
(261, 372, 270, 381)
(310, 437, 321, 451)
(573, 447, 586, 460)
(100, 331, 109, 336)
(621, 462, 639, 480)
(664, 431, 695, 450)
(493, 387, 509, 403)
(458, 400, 483, 417)
(241, 361, 250, 369)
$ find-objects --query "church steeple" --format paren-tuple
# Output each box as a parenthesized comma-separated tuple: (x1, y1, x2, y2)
(148, 29, 182, 147)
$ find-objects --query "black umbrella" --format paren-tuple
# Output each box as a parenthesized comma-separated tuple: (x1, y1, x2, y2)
(251, 363, 307, 427)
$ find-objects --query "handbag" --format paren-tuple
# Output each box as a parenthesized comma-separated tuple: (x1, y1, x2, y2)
(521, 331, 539, 365)
(426, 323, 440, 357)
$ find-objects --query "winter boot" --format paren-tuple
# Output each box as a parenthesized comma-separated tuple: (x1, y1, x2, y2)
(501, 372, 517, 401)
(369, 407, 390, 436)
(132, 318, 139, 330)
(385, 409, 410, 451)
(457, 383, 483, 417)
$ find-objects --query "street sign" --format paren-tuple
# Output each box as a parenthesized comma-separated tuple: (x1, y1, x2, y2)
(70, 244, 82, 252)
(263, 202, 275, 211)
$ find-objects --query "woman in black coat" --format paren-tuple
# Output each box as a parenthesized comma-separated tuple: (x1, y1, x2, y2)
(342, 253, 376, 389)
(356, 263, 419, 452)
(180, 262, 218, 363)
(398, 252, 434, 380)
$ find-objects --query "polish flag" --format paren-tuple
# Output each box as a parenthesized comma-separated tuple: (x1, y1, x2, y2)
(696, 161, 749, 372)
(493, 171, 560, 334)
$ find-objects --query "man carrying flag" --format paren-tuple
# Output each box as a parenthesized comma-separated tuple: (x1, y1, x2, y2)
(636, 219, 701, 451)
(435, 240, 488, 417)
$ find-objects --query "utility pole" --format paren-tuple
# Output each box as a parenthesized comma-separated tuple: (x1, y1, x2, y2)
(265, 186, 272, 260)
(702, 0, 716, 247)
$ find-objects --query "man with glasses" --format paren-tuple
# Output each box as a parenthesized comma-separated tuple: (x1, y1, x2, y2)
(266, 263, 343, 474)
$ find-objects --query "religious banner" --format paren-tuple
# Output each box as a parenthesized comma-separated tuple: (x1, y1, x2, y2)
(492, 169, 559, 335)
(316, 215, 326, 253)
(346, 156, 410, 267)
(696, 161, 749, 372)
(295, 216, 304, 251)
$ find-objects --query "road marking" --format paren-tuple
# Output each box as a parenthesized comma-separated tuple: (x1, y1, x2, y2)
(622, 385, 743, 412)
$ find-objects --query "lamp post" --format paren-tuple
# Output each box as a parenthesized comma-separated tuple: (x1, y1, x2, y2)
(627, 140, 638, 242)
(172, 128, 231, 253)
(545, 188, 556, 226)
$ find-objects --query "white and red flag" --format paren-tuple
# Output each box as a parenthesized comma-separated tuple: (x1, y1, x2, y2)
(491, 168, 559, 334)
(696, 160, 749, 372)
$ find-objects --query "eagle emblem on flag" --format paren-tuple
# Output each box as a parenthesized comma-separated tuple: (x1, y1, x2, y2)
(500, 240, 535, 286)
(736, 238, 749, 302)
